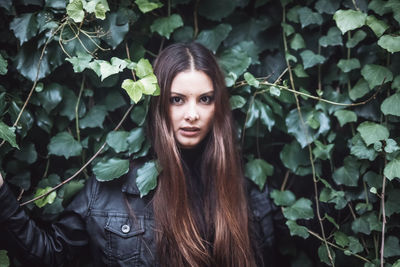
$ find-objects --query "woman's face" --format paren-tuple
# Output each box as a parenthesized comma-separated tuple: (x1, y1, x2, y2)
(168, 70, 215, 149)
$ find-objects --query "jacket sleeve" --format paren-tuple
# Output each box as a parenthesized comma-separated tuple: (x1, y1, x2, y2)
(0, 177, 95, 267)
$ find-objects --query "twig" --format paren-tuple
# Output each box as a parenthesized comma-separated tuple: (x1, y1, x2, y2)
(193, 0, 200, 38)
(75, 75, 85, 143)
(380, 158, 388, 267)
(20, 103, 135, 206)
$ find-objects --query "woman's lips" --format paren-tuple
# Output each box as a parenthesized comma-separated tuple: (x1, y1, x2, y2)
(179, 127, 200, 137)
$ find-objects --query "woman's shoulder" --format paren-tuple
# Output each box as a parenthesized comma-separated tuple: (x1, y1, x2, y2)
(245, 178, 276, 221)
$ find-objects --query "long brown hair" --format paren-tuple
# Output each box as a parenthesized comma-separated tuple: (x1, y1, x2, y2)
(148, 42, 257, 267)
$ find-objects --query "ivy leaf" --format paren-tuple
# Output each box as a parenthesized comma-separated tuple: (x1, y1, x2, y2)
(290, 33, 305, 50)
(280, 141, 311, 176)
(357, 121, 389, 146)
(315, 0, 340, 14)
(106, 131, 130, 153)
(333, 9, 367, 34)
(270, 189, 296, 206)
(99, 12, 129, 49)
(127, 127, 145, 154)
(80, 105, 107, 129)
(361, 64, 393, 89)
(297, 7, 323, 28)
(245, 99, 275, 131)
(96, 60, 122, 81)
(385, 139, 400, 153)
(350, 134, 378, 161)
(337, 58, 360, 73)
(312, 140, 334, 161)
(319, 27, 342, 47)
(14, 142, 37, 164)
(150, 14, 183, 39)
(286, 220, 309, 239)
(384, 158, 400, 181)
(300, 50, 326, 69)
(198, 0, 238, 21)
(66, 0, 85, 23)
(245, 158, 273, 190)
(244, 72, 259, 88)
(381, 93, 400, 116)
(135, 0, 163, 13)
(10, 13, 38, 45)
(219, 47, 252, 77)
(229, 95, 246, 110)
(334, 231, 349, 247)
(334, 109, 357, 127)
(37, 83, 63, 113)
(0, 250, 9, 267)
(366, 15, 388, 37)
(66, 52, 93, 73)
(369, 0, 392, 16)
(349, 78, 370, 101)
(122, 79, 143, 103)
(48, 132, 82, 159)
(283, 198, 314, 220)
(136, 160, 160, 197)
(386, 188, 400, 217)
(34, 187, 57, 208)
(83, 0, 110, 20)
(0, 121, 19, 149)
(378, 35, 400, 53)
(384, 236, 400, 257)
(93, 158, 130, 182)
(332, 156, 361, 186)
(346, 30, 367, 48)
(318, 245, 336, 265)
(196, 24, 232, 52)
(135, 58, 153, 79)
(0, 54, 8, 75)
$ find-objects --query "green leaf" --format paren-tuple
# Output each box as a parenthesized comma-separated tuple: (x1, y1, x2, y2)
(244, 72, 259, 88)
(37, 83, 63, 113)
(332, 156, 361, 186)
(312, 140, 334, 161)
(384, 158, 400, 181)
(59, 88, 86, 121)
(34, 186, 57, 208)
(14, 143, 37, 164)
(283, 198, 314, 220)
(325, 213, 339, 229)
(315, 0, 340, 14)
(337, 58, 360, 73)
(363, 171, 382, 189)
(48, 132, 82, 159)
(293, 64, 308, 78)
(333, 9, 367, 34)
(366, 15, 388, 37)
(378, 35, 400, 53)
(319, 27, 343, 47)
(245, 158, 273, 190)
(245, 99, 275, 131)
(357, 121, 389, 146)
(297, 7, 323, 28)
(135, 58, 153, 79)
(385, 139, 399, 153)
(0, 54, 8, 75)
(290, 33, 305, 50)
(82, 0, 110, 19)
(196, 24, 232, 53)
(334, 231, 349, 247)
(150, 14, 183, 39)
(198, 0, 238, 21)
(0, 121, 19, 149)
(106, 131, 130, 153)
(99, 12, 129, 49)
(369, 0, 392, 16)
(346, 30, 367, 48)
(63, 180, 84, 205)
(0, 250, 9, 267)
(66, 52, 93, 73)
(361, 64, 393, 89)
(10, 13, 38, 45)
(281, 22, 295, 36)
(349, 78, 370, 101)
(286, 220, 309, 239)
(95, 60, 122, 81)
(318, 245, 335, 265)
(122, 79, 143, 103)
(93, 158, 130, 182)
(350, 134, 378, 161)
(393, 75, 400, 91)
(270, 189, 296, 206)
(66, 0, 85, 23)
(384, 236, 400, 257)
(300, 50, 326, 69)
(127, 127, 145, 154)
(79, 105, 107, 129)
(386, 189, 400, 217)
(381, 93, 400, 116)
(219, 46, 252, 77)
(135, 0, 163, 13)
(229, 95, 246, 110)
(334, 109, 357, 127)
(348, 236, 363, 254)
(136, 160, 159, 197)
(280, 141, 311, 176)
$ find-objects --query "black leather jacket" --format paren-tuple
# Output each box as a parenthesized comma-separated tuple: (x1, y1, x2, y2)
(0, 161, 277, 266)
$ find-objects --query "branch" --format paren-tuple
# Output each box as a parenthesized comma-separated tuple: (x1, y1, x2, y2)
(380, 158, 388, 267)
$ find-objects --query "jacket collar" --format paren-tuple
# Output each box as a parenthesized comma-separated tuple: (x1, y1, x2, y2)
(121, 161, 142, 196)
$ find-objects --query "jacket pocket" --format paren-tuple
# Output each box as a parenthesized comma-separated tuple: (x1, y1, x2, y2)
(104, 214, 145, 261)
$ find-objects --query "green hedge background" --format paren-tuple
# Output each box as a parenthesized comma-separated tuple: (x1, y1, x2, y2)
(0, 0, 400, 266)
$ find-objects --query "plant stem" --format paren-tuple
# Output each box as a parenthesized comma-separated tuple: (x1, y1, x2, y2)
(75, 75, 85, 143)
(380, 158, 387, 267)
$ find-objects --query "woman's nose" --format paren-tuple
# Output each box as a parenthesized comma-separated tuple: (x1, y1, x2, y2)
(184, 103, 199, 122)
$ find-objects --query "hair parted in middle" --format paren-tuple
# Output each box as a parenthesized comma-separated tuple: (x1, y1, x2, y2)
(148, 42, 258, 267)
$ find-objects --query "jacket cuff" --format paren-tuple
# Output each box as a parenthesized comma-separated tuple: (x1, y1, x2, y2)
(0, 183, 20, 223)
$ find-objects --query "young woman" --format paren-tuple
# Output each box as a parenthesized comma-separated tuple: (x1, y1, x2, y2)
(0, 42, 276, 266)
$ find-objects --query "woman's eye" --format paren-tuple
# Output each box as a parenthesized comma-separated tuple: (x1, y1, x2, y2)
(170, 96, 183, 104)
(200, 96, 213, 104)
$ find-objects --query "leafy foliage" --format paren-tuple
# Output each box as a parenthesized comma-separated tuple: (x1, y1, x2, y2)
(1, 0, 400, 266)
